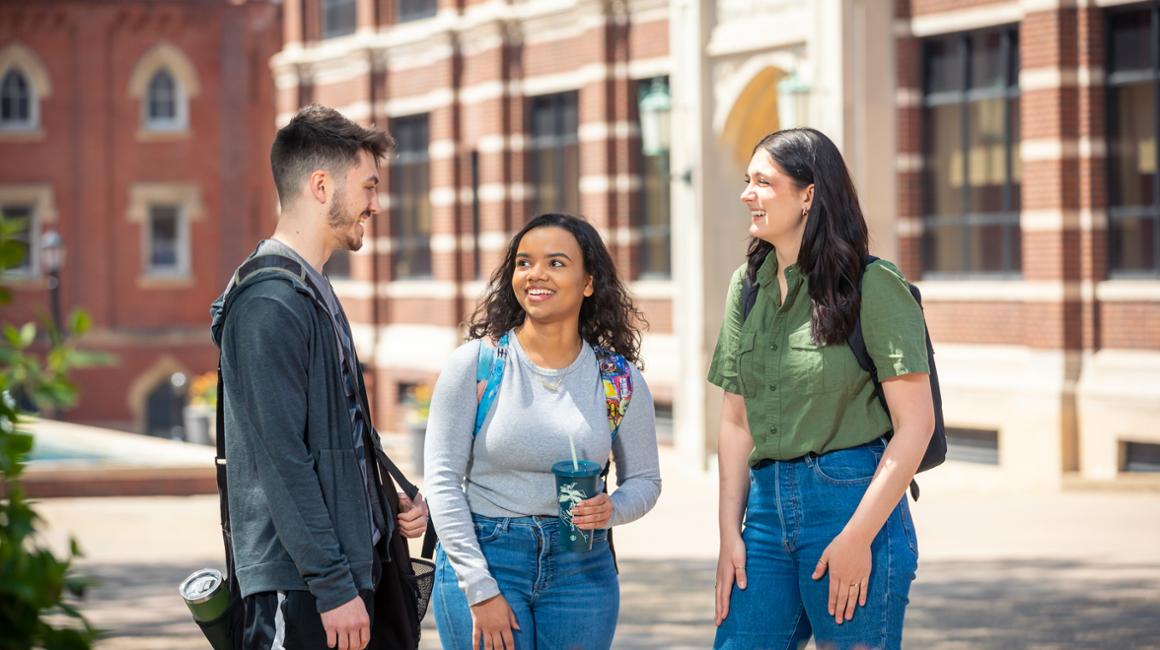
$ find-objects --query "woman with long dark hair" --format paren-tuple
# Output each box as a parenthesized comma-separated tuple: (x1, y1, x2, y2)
(710, 129, 933, 649)
(424, 213, 662, 650)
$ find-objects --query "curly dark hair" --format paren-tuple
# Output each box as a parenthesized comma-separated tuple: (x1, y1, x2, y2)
(746, 128, 869, 346)
(466, 213, 647, 367)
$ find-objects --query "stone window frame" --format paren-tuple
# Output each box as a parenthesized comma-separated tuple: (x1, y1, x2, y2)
(919, 26, 1022, 278)
(0, 184, 57, 281)
(1105, 3, 1160, 277)
(128, 43, 200, 139)
(127, 183, 202, 287)
(0, 43, 51, 139)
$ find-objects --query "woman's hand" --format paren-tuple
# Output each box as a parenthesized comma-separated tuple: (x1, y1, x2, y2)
(570, 492, 613, 530)
(811, 531, 872, 624)
(714, 535, 748, 626)
(470, 594, 520, 650)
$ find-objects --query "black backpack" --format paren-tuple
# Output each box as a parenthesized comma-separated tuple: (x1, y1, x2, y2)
(740, 255, 946, 499)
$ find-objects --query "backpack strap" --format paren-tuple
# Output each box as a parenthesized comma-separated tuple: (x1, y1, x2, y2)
(594, 347, 633, 440)
(847, 256, 888, 418)
(849, 255, 924, 501)
(473, 333, 510, 437)
(740, 274, 760, 322)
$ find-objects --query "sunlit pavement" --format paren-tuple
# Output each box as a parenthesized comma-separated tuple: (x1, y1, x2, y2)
(34, 435, 1160, 649)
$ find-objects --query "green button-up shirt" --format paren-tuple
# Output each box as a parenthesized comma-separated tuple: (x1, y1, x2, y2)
(708, 254, 929, 465)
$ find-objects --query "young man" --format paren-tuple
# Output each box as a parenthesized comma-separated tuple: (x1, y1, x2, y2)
(210, 105, 428, 650)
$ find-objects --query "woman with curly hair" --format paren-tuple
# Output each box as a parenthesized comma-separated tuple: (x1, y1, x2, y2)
(424, 213, 662, 650)
(711, 129, 932, 649)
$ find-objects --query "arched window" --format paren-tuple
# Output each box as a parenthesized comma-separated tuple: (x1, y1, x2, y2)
(145, 68, 182, 129)
(0, 68, 34, 129)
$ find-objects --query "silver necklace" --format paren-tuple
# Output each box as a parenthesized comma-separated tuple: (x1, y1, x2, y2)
(536, 364, 576, 392)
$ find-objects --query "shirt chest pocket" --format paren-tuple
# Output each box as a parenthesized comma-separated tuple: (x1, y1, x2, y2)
(734, 331, 761, 398)
(784, 324, 845, 395)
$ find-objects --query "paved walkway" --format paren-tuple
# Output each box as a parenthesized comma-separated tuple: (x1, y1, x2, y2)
(33, 438, 1160, 649)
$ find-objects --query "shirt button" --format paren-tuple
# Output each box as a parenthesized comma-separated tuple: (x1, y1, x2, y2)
(770, 426, 778, 434)
(770, 343, 779, 351)
(768, 384, 777, 392)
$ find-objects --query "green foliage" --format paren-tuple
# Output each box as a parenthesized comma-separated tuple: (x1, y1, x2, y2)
(0, 218, 111, 649)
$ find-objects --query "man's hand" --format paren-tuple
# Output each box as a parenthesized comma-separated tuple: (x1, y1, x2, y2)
(319, 596, 370, 650)
(396, 491, 429, 538)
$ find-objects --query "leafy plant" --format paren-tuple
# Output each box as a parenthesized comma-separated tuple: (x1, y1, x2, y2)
(0, 214, 111, 649)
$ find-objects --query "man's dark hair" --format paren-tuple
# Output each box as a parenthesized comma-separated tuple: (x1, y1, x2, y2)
(270, 104, 395, 207)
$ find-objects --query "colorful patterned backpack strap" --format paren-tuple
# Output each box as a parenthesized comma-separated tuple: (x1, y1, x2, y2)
(594, 346, 633, 441)
(473, 333, 510, 437)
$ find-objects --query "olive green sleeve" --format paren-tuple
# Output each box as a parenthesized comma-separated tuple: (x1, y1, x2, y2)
(858, 260, 929, 381)
(707, 264, 748, 393)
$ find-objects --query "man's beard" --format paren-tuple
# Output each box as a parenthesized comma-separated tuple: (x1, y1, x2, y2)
(327, 186, 363, 252)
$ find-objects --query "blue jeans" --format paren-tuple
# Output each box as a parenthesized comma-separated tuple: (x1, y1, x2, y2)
(433, 514, 620, 650)
(714, 439, 919, 650)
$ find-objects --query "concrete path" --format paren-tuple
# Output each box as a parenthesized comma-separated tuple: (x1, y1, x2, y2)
(33, 438, 1160, 649)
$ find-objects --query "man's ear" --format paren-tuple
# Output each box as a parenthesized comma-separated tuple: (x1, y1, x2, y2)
(308, 170, 330, 205)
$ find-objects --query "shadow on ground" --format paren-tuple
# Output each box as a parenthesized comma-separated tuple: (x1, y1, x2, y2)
(76, 557, 1160, 649)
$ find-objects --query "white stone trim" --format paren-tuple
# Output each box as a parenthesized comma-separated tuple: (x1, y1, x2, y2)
(331, 278, 374, 300)
(896, 154, 923, 173)
(430, 233, 458, 253)
(897, 216, 923, 237)
(128, 42, 200, 135)
(477, 134, 527, 154)
(1094, 280, 1160, 302)
(478, 230, 509, 252)
(380, 89, 454, 117)
(459, 80, 510, 105)
(430, 186, 458, 208)
(1021, 138, 1079, 161)
(579, 174, 642, 194)
(916, 279, 1082, 302)
(0, 43, 50, 133)
(382, 280, 458, 299)
(627, 57, 671, 81)
(578, 121, 640, 142)
(628, 279, 675, 300)
(0, 184, 55, 278)
(906, 3, 1022, 37)
(0, 183, 57, 223)
(428, 139, 457, 160)
(896, 87, 921, 108)
(373, 323, 462, 372)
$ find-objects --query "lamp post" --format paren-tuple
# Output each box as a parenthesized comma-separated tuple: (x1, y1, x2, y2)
(639, 78, 692, 185)
(776, 69, 811, 129)
(639, 78, 672, 157)
(40, 229, 64, 338)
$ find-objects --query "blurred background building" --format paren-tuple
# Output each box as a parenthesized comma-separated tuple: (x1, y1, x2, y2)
(2, 0, 1158, 489)
(0, 0, 281, 436)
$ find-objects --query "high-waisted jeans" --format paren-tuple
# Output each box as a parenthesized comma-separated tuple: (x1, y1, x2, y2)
(433, 513, 619, 650)
(714, 439, 919, 650)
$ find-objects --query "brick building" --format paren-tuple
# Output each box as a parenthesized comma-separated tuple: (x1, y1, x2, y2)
(891, 0, 1160, 485)
(669, 0, 1159, 487)
(270, 0, 674, 431)
(0, 0, 281, 433)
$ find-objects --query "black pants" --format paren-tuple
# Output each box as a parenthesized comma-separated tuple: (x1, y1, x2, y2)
(242, 538, 407, 650)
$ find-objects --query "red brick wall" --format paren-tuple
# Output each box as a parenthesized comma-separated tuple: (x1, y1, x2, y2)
(896, 2, 1155, 351)
(0, 0, 282, 427)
